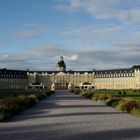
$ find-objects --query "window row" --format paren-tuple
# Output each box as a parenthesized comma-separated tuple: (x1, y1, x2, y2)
(0, 74, 27, 78)
(95, 73, 134, 78)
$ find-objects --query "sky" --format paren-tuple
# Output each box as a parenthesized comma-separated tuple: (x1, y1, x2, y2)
(0, 0, 140, 71)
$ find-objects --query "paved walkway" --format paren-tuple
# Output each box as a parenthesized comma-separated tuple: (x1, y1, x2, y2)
(1, 90, 140, 140)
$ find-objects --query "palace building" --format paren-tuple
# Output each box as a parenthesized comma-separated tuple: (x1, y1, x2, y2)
(27, 56, 140, 90)
(0, 56, 140, 90)
(0, 69, 28, 90)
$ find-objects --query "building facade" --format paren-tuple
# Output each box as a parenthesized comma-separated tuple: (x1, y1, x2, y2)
(0, 69, 28, 90)
(0, 56, 139, 90)
(27, 56, 140, 90)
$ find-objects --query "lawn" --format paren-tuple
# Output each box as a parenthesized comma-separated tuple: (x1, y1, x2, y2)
(0, 90, 47, 99)
(77, 89, 140, 117)
(95, 90, 140, 101)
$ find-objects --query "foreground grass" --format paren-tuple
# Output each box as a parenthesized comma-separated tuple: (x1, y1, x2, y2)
(0, 90, 49, 99)
(0, 91, 55, 122)
(96, 90, 140, 101)
(131, 109, 140, 117)
(73, 90, 140, 117)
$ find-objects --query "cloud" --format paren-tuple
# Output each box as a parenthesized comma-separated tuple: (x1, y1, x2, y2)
(0, 54, 30, 63)
(63, 25, 121, 40)
(70, 54, 78, 61)
(64, 54, 79, 61)
(55, 4, 77, 12)
(56, 0, 140, 24)
(128, 9, 140, 24)
(1, 42, 140, 71)
(2, 0, 140, 71)
(14, 31, 41, 39)
(0, 53, 31, 70)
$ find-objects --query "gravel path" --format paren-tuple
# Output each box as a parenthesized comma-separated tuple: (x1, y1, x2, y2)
(0, 90, 140, 140)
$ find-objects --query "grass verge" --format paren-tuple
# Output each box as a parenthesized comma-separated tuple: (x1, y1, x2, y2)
(72, 89, 140, 117)
(0, 91, 55, 122)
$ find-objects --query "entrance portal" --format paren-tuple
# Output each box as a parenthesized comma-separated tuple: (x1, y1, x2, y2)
(55, 82, 68, 89)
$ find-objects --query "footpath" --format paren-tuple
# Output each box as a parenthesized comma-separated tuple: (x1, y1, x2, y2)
(0, 90, 140, 140)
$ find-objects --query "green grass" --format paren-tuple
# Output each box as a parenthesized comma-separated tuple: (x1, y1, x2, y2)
(131, 109, 140, 117)
(0, 90, 49, 99)
(82, 90, 140, 117)
(95, 90, 140, 101)
(73, 89, 140, 117)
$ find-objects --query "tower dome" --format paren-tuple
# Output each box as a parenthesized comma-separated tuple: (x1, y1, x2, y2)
(56, 56, 66, 72)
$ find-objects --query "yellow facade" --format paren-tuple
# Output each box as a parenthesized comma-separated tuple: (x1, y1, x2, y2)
(94, 68, 140, 90)
(1, 67, 139, 91)
(27, 63, 140, 90)
(1, 58, 140, 91)
(27, 71, 95, 90)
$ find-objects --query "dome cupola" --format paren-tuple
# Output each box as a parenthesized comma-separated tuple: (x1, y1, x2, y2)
(56, 56, 66, 72)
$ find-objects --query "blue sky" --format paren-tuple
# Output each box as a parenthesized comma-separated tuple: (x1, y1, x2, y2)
(0, 0, 140, 70)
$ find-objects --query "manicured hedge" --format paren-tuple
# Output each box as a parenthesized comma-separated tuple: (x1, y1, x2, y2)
(0, 91, 54, 122)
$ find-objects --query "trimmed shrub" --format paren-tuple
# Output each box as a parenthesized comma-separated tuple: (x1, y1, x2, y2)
(98, 94, 111, 101)
(118, 91, 122, 95)
(92, 93, 100, 101)
(73, 89, 80, 95)
(106, 97, 122, 107)
(118, 98, 139, 113)
(0, 97, 20, 114)
(80, 91, 94, 99)
(18, 95, 35, 108)
(28, 95, 39, 103)
(0, 111, 5, 121)
(92, 93, 111, 101)
(46, 91, 55, 95)
(123, 91, 126, 95)
(35, 93, 46, 100)
(69, 90, 74, 93)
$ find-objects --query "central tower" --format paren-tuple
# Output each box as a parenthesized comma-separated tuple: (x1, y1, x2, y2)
(56, 56, 66, 72)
